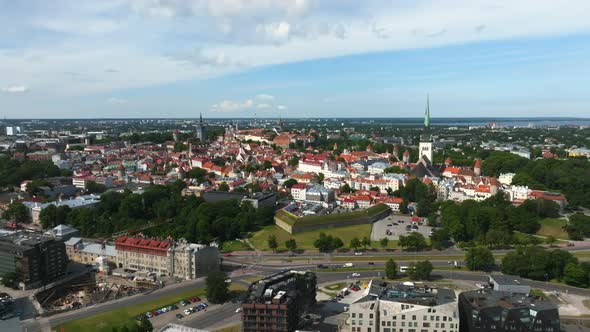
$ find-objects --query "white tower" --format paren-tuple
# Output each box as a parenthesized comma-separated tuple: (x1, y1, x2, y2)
(419, 140, 433, 163)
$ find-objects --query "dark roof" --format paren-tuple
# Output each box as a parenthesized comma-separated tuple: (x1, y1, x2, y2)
(460, 289, 555, 311)
(489, 274, 528, 286)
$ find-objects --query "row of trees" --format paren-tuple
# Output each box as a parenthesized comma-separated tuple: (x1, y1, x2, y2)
(384, 258, 432, 280)
(501, 246, 590, 288)
(565, 213, 590, 240)
(37, 182, 274, 244)
(482, 151, 590, 208)
(0, 157, 69, 188)
(441, 193, 559, 245)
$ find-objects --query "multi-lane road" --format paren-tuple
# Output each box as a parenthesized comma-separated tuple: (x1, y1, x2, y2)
(20, 246, 590, 332)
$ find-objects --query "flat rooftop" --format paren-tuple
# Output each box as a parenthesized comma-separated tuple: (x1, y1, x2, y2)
(461, 289, 555, 311)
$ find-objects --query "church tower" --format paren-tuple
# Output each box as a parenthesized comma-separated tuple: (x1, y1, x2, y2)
(195, 113, 207, 142)
(418, 94, 433, 163)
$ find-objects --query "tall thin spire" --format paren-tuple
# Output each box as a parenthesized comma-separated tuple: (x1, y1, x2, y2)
(199, 112, 203, 124)
(424, 94, 431, 128)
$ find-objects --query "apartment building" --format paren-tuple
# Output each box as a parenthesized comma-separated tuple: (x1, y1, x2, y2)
(347, 280, 458, 332)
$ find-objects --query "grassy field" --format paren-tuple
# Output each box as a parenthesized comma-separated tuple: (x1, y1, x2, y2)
(536, 218, 569, 239)
(573, 251, 590, 259)
(215, 324, 241, 332)
(250, 224, 381, 250)
(325, 282, 347, 291)
(55, 288, 207, 332)
(221, 240, 252, 252)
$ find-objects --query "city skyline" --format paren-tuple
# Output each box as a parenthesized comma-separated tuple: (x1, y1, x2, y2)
(1, 1, 590, 118)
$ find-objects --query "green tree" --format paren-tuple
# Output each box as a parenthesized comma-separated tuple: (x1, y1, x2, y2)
(218, 182, 230, 192)
(408, 261, 433, 280)
(206, 271, 229, 304)
(385, 258, 398, 279)
(137, 318, 153, 332)
(546, 235, 557, 247)
(379, 237, 389, 249)
(399, 232, 428, 251)
(283, 179, 298, 189)
(430, 229, 451, 250)
(0, 271, 18, 288)
(349, 237, 361, 251)
(2, 201, 29, 224)
(267, 235, 278, 252)
(563, 263, 589, 288)
(285, 238, 297, 253)
(465, 246, 495, 271)
(361, 236, 371, 249)
(340, 183, 353, 193)
(86, 180, 107, 194)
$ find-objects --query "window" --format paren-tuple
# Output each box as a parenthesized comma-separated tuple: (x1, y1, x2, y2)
(412, 315, 416, 320)
(370, 314, 374, 319)
(423, 323, 430, 328)
(443, 316, 447, 322)
(360, 320, 363, 326)
(352, 313, 356, 318)
(352, 320, 356, 325)
(360, 314, 364, 319)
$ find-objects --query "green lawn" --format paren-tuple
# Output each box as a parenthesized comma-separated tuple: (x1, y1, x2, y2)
(325, 282, 347, 291)
(55, 288, 206, 332)
(221, 240, 252, 252)
(250, 224, 377, 250)
(536, 218, 569, 239)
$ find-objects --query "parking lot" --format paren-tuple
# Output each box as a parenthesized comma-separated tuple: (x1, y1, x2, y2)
(138, 296, 211, 329)
(370, 214, 435, 241)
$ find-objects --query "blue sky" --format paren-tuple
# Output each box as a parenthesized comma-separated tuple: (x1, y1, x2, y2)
(1, 0, 590, 118)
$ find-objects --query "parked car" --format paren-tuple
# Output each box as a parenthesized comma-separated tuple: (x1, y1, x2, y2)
(368, 262, 374, 265)
(151, 310, 158, 316)
(145, 312, 153, 318)
(236, 307, 243, 313)
(190, 296, 200, 303)
(184, 309, 192, 315)
(180, 300, 189, 306)
(386, 224, 392, 227)
(176, 314, 183, 319)
(193, 306, 201, 312)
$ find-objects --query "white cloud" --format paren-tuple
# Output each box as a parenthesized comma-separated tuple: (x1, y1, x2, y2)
(32, 18, 121, 35)
(277, 105, 288, 110)
(107, 97, 129, 104)
(255, 94, 275, 100)
(210, 99, 255, 112)
(256, 103, 272, 109)
(1, 86, 29, 93)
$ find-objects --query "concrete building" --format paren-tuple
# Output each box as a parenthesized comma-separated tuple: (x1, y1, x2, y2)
(241, 270, 317, 332)
(488, 275, 531, 294)
(115, 236, 219, 280)
(347, 280, 458, 332)
(64, 237, 117, 265)
(0, 233, 68, 289)
(458, 289, 559, 332)
(23, 195, 101, 224)
(44, 224, 80, 241)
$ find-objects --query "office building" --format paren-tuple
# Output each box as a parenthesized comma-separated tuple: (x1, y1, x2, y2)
(241, 270, 317, 332)
(347, 280, 458, 332)
(115, 236, 219, 279)
(0, 233, 68, 289)
(458, 289, 560, 332)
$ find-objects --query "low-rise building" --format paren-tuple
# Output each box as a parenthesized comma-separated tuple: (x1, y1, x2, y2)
(64, 237, 117, 265)
(23, 194, 101, 224)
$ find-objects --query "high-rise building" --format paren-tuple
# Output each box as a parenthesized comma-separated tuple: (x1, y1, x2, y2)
(347, 280, 458, 332)
(241, 270, 317, 332)
(195, 113, 207, 142)
(0, 233, 68, 289)
(458, 289, 560, 332)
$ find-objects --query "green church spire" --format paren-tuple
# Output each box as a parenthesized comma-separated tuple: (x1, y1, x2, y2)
(424, 94, 431, 128)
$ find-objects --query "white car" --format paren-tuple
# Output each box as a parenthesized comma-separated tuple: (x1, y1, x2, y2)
(354, 252, 363, 256)
(225, 278, 232, 283)
(184, 309, 192, 315)
(235, 308, 243, 313)
(352, 273, 361, 277)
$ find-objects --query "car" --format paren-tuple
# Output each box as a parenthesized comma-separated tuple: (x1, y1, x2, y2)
(225, 278, 232, 283)
(190, 296, 200, 303)
(236, 307, 243, 313)
(399, 220, 404, 224)
(161, 307, 168, 313)
(354, 252, 363, 256)
(368, 262, 374, 265)
(156, 309, 163, 314)
(176, 314, 183, 319)
(352, 272, 361, 277)
(567, 242, 575, 247)
(184, 309, 192, 315)
(393, 222, 398, 226)
(152, 310, 159, 316)
(317, 264, 325, 268)
(193, 306, 201, 312)
(386, 224, 392, 227)
(171, 305, 179, 310)
(475, 283, 486, 289)
(145, 312, 153, 318)
(223, 253, 233, 257)
(180, 300, 189, 306)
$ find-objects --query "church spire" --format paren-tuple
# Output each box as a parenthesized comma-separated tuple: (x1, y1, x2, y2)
(199, 112, 203, 124)
(424, 94, 431, 128)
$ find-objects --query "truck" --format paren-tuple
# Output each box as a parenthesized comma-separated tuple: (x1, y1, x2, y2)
(343, 263, 354, 268)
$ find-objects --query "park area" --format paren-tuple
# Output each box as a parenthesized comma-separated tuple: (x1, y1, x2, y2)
(536, 218, 569, 239)
(249, 223, 398, 251)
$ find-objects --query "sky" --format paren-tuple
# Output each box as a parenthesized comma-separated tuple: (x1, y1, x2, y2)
(1, 0, 590, 119)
